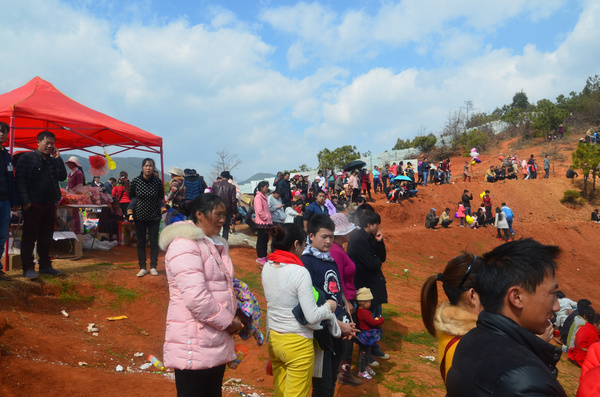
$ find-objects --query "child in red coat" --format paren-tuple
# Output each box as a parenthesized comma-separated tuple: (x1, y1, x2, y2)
(356, 287, 384, 380)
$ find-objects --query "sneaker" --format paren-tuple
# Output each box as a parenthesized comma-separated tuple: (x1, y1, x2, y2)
(358, 371, 372, 380)
(366, 366, 376, 376)
(150, 268, 159, 276)
(136, 269, 148, 277)
(256, 257, 267, 265)
(0, 270, 12, 281)
(38, 267, 63, 276)
(24, 269, 39, 280)
(372, 351, 390, 360)
(369, 359, 379, 367)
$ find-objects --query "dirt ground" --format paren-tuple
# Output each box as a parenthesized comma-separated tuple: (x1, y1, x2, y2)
(1, 134, 598, 396)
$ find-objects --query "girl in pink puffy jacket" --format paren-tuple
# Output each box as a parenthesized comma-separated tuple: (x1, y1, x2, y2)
(159, 193, 243, 396)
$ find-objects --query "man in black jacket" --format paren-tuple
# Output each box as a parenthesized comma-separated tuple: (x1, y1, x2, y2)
(347, 209, 389, 362)
(16, 131, 67, 279)
(276, 171, 292, 207)
(210, 171, 237, 241)
(0, 122, 19, 281)
(446, 239, 566, 396)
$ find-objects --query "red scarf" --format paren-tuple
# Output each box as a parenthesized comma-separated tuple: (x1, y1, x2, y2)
(267, 249, 304, 267)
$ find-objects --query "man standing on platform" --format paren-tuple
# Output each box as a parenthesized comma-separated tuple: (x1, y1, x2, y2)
(0, 122, 19, 281)
(16, 131, 67, 279)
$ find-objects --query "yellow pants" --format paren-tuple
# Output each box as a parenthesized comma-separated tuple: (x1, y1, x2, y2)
(268, 330, 315, 397)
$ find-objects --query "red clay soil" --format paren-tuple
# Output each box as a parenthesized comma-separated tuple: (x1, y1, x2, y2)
(0, 134, 598, 397)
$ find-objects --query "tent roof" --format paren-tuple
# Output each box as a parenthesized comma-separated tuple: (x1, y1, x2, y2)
(0, 77, 162, 153)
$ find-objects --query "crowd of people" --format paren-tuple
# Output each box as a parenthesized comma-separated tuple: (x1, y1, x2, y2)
(2, 124, 598, 396)
(424, 188, 516, 242)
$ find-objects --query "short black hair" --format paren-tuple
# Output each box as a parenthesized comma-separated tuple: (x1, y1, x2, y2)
(358, 210, 381, 228)
(189, 193, 225, 224)
(556, 290, 566, 299)
(270, 223, 306, 252)
(308, 214, 335, 235)
(0, 122, 8, 133)
(37, 130, 55, 141)
(315, 190, 326, 197)
(578, 299, 592, 311)
(477, 238, 560, 313)
(580, 305, 595, 322)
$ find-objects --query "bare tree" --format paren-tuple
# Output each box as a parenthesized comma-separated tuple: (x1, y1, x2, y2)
(210, 149, 242, 181)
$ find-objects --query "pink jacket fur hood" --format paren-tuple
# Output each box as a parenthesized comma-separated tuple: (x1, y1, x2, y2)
(159, 221, 237, 370)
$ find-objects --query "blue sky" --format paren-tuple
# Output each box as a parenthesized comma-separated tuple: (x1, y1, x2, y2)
(1, 0, 598, 180)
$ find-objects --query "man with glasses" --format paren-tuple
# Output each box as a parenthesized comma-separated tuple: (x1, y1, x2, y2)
(15, 130, 67, 279)
(0, 122, 18, 281)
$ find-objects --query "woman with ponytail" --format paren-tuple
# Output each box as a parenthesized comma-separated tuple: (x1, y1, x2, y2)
(262, 223, 338, 397)
(420, 253, 483, 383)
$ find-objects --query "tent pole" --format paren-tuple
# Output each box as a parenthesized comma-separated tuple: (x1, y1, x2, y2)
(160, 144, 165, 185)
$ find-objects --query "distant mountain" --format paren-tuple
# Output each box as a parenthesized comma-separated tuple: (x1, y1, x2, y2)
(237, 172, 276, 185)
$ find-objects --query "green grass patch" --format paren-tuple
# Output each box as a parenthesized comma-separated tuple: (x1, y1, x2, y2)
(86, 262, 115, 268)
(41, 276, 95, 303)
(401, 330, 437, 346)
(96, 283, 139, 307)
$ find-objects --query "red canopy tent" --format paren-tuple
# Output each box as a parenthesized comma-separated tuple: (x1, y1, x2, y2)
(0, 76, 163, 174)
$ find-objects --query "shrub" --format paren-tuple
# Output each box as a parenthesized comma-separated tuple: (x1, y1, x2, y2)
(560, 190, 585, 205)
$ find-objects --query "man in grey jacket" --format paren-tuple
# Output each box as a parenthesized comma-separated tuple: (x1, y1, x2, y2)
(544, 154, 550, 179)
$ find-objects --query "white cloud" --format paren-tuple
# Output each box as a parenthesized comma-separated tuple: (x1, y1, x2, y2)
(0, 0, 597, 180)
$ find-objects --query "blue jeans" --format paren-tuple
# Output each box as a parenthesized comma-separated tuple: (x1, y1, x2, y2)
(0, 200, 10, 261)
(507, 219, 514, 234)
(422, 171, 428, 186)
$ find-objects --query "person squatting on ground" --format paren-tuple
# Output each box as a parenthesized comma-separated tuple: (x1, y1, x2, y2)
(261, 223, 339, 397)
(420, 253, 483, 383)
(446, 238, 567, 396)
(425, 208, 439, 229)
(355, 287, 384, 380)
(16, 130, 67, 279)
(0, 122, 18, 281)
(568, 312, 600, 367)
(439, 208, 453, 228)
(159, 194, 243, 397)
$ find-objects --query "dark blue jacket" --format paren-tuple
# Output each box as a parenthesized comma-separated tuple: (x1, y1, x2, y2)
(303, 201, 329, 222)
(301, 253, 344, 316)
(184, 175, 204, 201)
(0, 147, 18, 206)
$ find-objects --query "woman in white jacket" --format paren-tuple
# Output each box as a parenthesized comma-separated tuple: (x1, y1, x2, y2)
(494, 207, 511, 242)
(262, 223, 339, 397)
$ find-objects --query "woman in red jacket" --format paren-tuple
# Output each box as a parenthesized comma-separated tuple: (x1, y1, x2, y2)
(569, 313, 600, 366)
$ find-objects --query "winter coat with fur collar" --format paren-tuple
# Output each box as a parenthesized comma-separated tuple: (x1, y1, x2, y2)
(159, 221, 237, 370)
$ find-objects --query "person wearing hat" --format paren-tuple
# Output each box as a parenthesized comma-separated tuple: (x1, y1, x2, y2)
(65, 156, 86, 192)
(355, 287, 385, 380)
(425, 208, 439, 229)
(211, 171, 237, 241)
(15, 130, 67, 279)
(166, 166, 187, 212)
(329, 213, 362, 386)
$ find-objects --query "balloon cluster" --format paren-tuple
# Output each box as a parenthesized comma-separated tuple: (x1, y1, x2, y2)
(469, 148, 482, 166)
